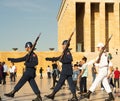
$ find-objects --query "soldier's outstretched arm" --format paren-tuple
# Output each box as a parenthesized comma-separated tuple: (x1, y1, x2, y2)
(8, 55, 26, 63)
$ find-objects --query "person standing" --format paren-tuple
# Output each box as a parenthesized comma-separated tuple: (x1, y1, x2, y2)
(91, 63, 97, 83)
(9, 66, 13, 82)
(46, 65, 51, 79)
(107, 54, 116, 92)
(4, 42, 42, 101)
(0, 62, 3, 85)
(82, 43, 114, 101)
(108, 66, 116, 92)
(9, 62, 17, 82)
(72, 64, 80, 91)
(78, 56, 88, 95)
(50, 61, 58, 89)
(39, 67, 43, 79)
(11, 62, 17, 81)
(114, 67, 120, 90)
(2, 62, 8, 85)
(45, 40, 78, 101)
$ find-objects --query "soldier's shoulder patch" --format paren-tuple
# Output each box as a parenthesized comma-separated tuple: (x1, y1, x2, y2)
(33, 54, 36, 57)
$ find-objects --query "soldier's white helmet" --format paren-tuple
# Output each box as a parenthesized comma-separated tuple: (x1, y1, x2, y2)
(97, 42, 104, 48)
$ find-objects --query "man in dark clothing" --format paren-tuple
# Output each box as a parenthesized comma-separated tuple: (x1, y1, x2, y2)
(0, 62, 3, 85)
(0, 62, 3, 101)
(39, 67, 43, 79)
(50, 61, 58, 89)
(4, 42, 42, 101)
(45, 40, 78, 101)
(2, 62, 8, 85)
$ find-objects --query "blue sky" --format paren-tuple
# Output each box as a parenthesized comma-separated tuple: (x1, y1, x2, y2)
(0, 0, 61, 51)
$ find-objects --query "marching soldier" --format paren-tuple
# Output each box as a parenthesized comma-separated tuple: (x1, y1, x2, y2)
(4, 42, 42, 101)
(82, 43, 114, 101)
(45, 40, 78, 101)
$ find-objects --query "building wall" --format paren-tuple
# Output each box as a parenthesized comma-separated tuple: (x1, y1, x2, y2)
(57, 0, 76, 52)
(0, 51, 83, 75)
(1, 51, 120, 79)
(57, 0, 120, 52)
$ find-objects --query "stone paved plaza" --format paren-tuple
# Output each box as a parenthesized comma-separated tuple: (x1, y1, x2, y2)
(0, 76, 120, 101)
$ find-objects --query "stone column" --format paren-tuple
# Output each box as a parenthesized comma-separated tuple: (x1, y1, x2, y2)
(113, 3, 120, 52)
(84, 2, 91, 52)
(92, 3, 100, 52)
(100, 2, 105, 44)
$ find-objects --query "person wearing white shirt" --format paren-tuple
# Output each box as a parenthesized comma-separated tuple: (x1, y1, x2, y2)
(46, 65, 51, 79)
(9, 62, 16, 82)
(11, 62, 17, 82)
(9, 66, 13, 82)
(78, 56, 88, 94)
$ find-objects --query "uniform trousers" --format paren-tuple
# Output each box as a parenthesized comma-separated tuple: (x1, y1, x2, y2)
(54, 73, 76, 94)
(14, 68, 40, 94)
(89, 67, 112, 93)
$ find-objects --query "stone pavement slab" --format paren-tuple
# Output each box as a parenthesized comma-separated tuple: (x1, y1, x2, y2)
(0, 76, 120, 101)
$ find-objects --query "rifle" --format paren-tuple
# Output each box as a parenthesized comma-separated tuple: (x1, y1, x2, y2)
(96, 35, 113, 63)
(59, 29, 75, 61)
(26, 33, 41, 62)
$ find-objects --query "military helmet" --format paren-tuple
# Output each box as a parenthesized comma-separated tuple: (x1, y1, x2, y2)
(25, 42, 33, 48)
(62, 40, 70, 46)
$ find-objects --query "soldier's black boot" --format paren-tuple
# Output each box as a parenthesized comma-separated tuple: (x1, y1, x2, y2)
(105, 92, 114, 101)
(68, 93, 78, 101)
(32, 94, 42, 101)
(45, 91, 56, 100)
(82, 90, 92, 99)
(4, 90, 16, 97)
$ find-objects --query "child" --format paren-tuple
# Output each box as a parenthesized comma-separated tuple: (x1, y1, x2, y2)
(72, 64, 80, 90)
(78, 56, 88, 94)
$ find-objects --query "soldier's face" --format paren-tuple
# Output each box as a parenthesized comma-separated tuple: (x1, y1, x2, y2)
(97, 47, 101, 51)
(25, 47, 31, 52)
(62, 45, 66, 50)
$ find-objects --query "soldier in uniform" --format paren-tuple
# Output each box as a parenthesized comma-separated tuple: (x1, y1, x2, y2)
(4, 42, 42, 101)
(82, 43, 114, 101)
(45, 40, 78, 101)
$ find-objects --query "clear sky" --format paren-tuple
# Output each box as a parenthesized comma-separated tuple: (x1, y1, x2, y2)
(0, 0, 62, 51)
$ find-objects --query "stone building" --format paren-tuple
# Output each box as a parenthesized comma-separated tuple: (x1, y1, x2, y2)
(57, 0, 120, 52)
